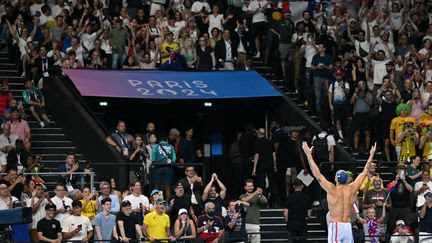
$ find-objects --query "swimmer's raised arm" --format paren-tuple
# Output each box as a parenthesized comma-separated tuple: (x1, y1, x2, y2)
(351, 143, 377, 192)
(302, 142, 334, 192)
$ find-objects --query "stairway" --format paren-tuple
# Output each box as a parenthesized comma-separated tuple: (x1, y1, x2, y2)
(0, 49, 86, 189)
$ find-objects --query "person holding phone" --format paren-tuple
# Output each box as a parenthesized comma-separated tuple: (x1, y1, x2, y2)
(62, 200, 93, 242)
(174, 208, 196, 243)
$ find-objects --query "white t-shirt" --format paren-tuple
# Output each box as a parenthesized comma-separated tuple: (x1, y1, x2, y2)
(51, 196, 73, 223)
(81, 33, 97, 51)
(414, 181, 432, 207)
(354, 40, 370, 61)
(247, 0, 268, 23)
(25, 197, 49, 229)
(123, 194, 150, 210)
(374, 42, 395, 59)
(0, 196, 18, 210)
(312, 132, 336, 160)
(303, 44, 317, 68)
(329, 81, 350, 104)
(191, 1, 211, 13)
(62, 215, 93, 241)
(372, 59, 388, 85)
(208, 14, 223, 34)
(390, 12, 403, 30)
(30, 3, 44, 16)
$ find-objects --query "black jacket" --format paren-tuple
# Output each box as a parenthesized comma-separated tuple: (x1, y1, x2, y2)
(231, 30, 251, 55)
(214, 38, 238, 68)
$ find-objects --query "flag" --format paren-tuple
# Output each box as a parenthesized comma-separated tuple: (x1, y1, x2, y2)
(386, 181, 397, 193)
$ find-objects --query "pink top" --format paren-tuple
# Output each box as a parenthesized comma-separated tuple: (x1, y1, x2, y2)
(8, 120, 31, 140)
(408, 100, 424, 124)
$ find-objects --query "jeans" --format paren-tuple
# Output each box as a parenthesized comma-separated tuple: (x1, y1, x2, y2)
(0, 25, 10, 44)
(313, 76, 327, 113)
(111, 51, 126, 69)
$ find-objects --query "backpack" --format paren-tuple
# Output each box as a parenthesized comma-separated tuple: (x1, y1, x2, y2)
(312, 134, 329, 162)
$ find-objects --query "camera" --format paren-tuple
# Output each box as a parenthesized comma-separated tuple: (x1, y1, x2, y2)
(235, 204, 243, 213)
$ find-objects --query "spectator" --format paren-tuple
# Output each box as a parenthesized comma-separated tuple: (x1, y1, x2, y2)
(407, 156, 422, 186)
(94, 198, 119, 242)
(0, 123, 20, 172)
(160, 31, 181, 65)
(358, 201, 387, 243)
(390, 220, 414, 243)
(197, 201, 224, 243)
(7, 107, 31, 151)
(215, 29, 237, 70)
(311, 44, 333, 115)
(32, 45, 56, 90)
(240, 179, 267, 243)
(116, 200, 143, 242)
(232, 22, 251, 70)
(167, 182, 192, 223)
(5, 140, 29, 174)
(26, 183, 51, 241)
(151, 131, 176, 199)
(414, 170, 432, 209)
(143, 198, 175, 242)
(97, 181, 120, 214)
(391, 104, 414, 159)
(106, 120, 134, 158)
(246, 0, 268, 59)
(110, 19, 130, 69)
(174, 208, 197, 242)
(62, 200, 93, 242)
(351, 80, 373, 153)
(419, 192, 432, 242)
(129, 134, 146, 184)
(224, 200, 248, 242)
(202, 173, 227, 216)
(328, 70, 350, 141)
(0, 182, 18, 209)
(388, 163, 414, 234)
(363, 177, 391, 219)
(122, 180, 150, 224)
(178, 165, 204, 218)
(397, 117, 419, 161)
(284, 180, 312, 243)
(37, 204, 62, 243)
(79, 186, 98, 221)
(0, 167, 24, 199)
(196, 36, 216, 70)
(179, 127, 197, 164)
(50, 183, 72, 224)
(58, 152, 84, 188)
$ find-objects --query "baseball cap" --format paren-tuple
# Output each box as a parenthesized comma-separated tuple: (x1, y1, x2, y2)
(178, 208, 188, 215)
(45, 203, 57, 210)
(156, 198, 166, 204)
(175, 182, 184, 188)
(121, 200, 131, 207)
(334, 70, 343, 77)
(396, 219, 405, 226)
(336, 170, 348, 184)
(151, 189, 160, 196)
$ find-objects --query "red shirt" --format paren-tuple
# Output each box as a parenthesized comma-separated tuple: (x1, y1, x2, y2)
(0, 93, 11, 117)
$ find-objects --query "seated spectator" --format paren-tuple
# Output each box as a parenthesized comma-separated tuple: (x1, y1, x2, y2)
(143, 198, 175, 242)
(79, 186, 98, 221)
(0, 167, 24, 199)
(407, 156, 422, 186)
(94, 198, 119, 242)
(37, 204, 62, 243)
(122, 180, 150, 224)
(62, 50, 84, 69)
(0, 123, 20, 172)
(7, 107, 31, 151)
(414, 170, 432, 209)
(97, 181, 120, 214)
(0, 182, 18, 210)
(174, 208, 197, 242)
(167, 182, 192, 223)
(50, 183, 73, 224)
(110, 178, 123, 202)
(122, 55, 140, 69)
(26, 183, 51, 241)
(419, 192, 432, 242)
(58, 152, 84, 188)
(6, 139, 29, 173)
(3, 98, 26, 122)
(202, 173, 227, 217)
(22, 79, 51, 128)
(390, 220, 414, 243)
(139, 52, 156, 69)
(116, 200, 143, 242)
(62, 200, 93, 242)
(106, 120, 134, 158)
(0, 79, 12, 123)
(151, 132, 176, 199)
(197, 202, 224, 243)
(363, 177, 391, 220)
(224, 200, 248, 243)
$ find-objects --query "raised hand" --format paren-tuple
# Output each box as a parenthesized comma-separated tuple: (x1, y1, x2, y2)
(369, 142, 377, 156)
(302, 142, 313, 156)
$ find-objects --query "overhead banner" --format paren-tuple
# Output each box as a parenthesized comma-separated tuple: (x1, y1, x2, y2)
(63, 69, 282, 99)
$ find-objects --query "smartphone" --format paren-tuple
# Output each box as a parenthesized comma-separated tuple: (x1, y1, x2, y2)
(77, 224, 82, 229)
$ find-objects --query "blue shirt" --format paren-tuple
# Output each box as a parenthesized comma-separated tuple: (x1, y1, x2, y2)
(57, 163, 84, 186)
(111, 132, 133, 150)
(97, 195, 120, 214)
(94, 212, 116, 242)
(311, 53, 333, 79)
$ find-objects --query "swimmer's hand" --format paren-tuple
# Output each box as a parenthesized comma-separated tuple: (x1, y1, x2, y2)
(358, 218, 367, 225)
(369, 143, 377, 156)
(302, 142, 313, 156)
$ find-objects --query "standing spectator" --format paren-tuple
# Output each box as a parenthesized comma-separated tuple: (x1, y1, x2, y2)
(110, 19, 130, 69)
(278, 11, 294, 81)
(167, 182, 192, 223)
(371, 50, 390, 93)
(390, 104, 413, 159)
(0, 167, 24, 199)
(311, 121, 335, 185)
(116, 200, 143, 242)
(311, 44, 333, 116)
(388, 163, 414, 234)
(214, 29, 237, 70)
(397, 117, 418, 161)
(22, 79, 50, 128)
(224, 200, 249, 242)
(363, 177, 391, 219)
(197, 202, 224, 243)
(179, 127, 197, 164)
(57, 152, 84, 188)
(37, 204, 62, 243)
(97, 181, 120, 214)
(358, 202, 387, 243)
(143, 198, 175, 242)
(407, 156, 422, 186)
(414, 170, 432, 209)
(251, 128, 276, 204)
(351, 80, 373, 153)
(229, 132, 242, 198)
(129, 134, 146, 184)
(246, 0, 268, 58)
(240, 179, 267, 243)
(196, 36, 216, 70)
(7, 108, 31, 151)
(178, 166, 203, 218)
(94, 198, 119, 242)
(284, 180, 312, 243)
(232, 22, 250, 69)
(419, 192, 432, 242)
(328, 70, 350, 141)
(174, 208, 197, 242)
(151, 132, 177, 200)
(106, 120, 134, 158)
(160, 31, 181, 65)
(202, 173, 227, 216)
(122, 180, 150, 224)
(62, 200, 93, 242)
(80, 186, 98, 221)
(50, 183, 72, 224)
(26, 183, 51, 242)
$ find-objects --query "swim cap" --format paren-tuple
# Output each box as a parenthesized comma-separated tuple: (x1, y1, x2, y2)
(336, 170, 348, 184)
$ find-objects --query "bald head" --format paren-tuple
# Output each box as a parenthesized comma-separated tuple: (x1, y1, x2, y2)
(2, 123, 11, 136)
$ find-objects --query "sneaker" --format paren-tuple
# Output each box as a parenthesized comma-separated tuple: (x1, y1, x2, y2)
(39, 121, 45, 128)
(337, 138, 343, 143)
(312, 200, 320, 206)
(254, 52, 260, 58)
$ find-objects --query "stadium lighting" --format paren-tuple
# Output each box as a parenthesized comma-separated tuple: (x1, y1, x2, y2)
(99, 101, 108, 107)
(204, 102, 212, 107)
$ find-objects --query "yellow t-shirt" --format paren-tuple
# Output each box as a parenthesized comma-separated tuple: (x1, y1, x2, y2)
(390, 116, 416, 146)
(422, 129, 432, 159)
(400, 133, 417, 160)
(143, 211, 170, 240)
(420, 113, 432, 125)
(80, 199, 97, 219)
(160, 41, 180, 64)
(359, 176, 383, 192)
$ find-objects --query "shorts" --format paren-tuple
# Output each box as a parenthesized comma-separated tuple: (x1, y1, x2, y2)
(353, 112, 370, 131)
(26, 104, 46, 116)
(328, 222, 353, 243)
(333, 103, 349, 121)
(279, 43, 293, 59)
(251, 22, 268, 38)
(152, 167, 174, 186)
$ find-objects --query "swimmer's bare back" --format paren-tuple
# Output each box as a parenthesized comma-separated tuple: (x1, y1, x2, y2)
(302, 142, 377, 222)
